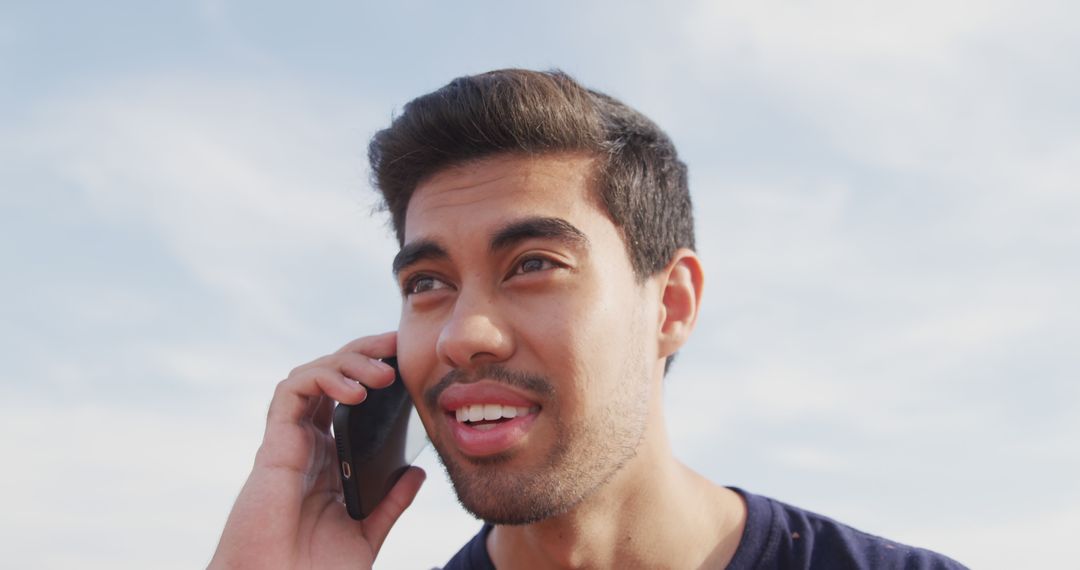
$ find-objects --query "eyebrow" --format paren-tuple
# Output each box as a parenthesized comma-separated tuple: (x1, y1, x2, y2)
(392, 239, 449, 276)
(489, 216, 590, 253)
(392, 216, 589, 276)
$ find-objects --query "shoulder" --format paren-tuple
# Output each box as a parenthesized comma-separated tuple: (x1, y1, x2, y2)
(728, 489, 969, 570)
(440, 523, 495, 570)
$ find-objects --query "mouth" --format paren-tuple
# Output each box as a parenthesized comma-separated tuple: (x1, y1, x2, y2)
(438, 382, 543, 457)
(452, 403, 541, 430)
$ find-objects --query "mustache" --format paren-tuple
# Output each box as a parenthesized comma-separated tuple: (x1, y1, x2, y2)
(423, 364, 555, 410)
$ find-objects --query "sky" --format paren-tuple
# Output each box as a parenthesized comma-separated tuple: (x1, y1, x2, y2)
(1, 0, 1078, 568)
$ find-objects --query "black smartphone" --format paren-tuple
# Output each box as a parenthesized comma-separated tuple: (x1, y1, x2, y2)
(332, 357, 427, 520)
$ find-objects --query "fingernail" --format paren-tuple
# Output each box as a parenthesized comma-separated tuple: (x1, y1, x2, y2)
(371, 358, 393, 372)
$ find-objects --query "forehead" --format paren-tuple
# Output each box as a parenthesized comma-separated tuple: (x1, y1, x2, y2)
(403, 153, 604, 242)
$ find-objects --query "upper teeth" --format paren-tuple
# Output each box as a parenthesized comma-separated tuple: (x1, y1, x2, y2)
(455, 404, 532, 423)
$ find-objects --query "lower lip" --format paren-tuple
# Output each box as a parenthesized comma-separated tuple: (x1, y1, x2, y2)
(445, 412, 539, 457)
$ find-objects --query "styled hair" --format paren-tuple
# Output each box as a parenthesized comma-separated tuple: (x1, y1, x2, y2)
(368, 68, 695, 280)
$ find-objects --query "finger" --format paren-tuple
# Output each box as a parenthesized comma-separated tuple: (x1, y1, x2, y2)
(295, 355, 396, 432)
(267, 367, 368, 426)
(312, 394, 335, 432)
(336, 331, 397, 357)
(286, 332, 396, 378)
(338, 351, 397, 389)
(303, 388, 324, 419)
(288, 352, 396, 394)
(361, 466, 426, 555)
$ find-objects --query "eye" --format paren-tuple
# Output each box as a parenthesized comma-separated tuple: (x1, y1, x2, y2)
(512, 256, 558, 275)
(403, 275, 450, 296)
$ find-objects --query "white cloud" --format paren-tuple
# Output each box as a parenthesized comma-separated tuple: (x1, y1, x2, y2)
(0, 400, 261, 569)
(682, 0, 1080, 179)
(686, 1, 1010, 64)
(18, 74, 399, 338)
(898, 505, 1080, 569)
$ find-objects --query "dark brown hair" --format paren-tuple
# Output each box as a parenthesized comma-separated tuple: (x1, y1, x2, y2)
(368, 68, 695, 280)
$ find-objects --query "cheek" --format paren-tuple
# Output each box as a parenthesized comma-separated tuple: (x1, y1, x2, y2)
(515, 278, 637, 403)
(396, 314, 441, 399)
(396, 317, 449, 443)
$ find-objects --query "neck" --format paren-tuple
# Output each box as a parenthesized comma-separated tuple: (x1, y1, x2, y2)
(487, 382, 746, 569)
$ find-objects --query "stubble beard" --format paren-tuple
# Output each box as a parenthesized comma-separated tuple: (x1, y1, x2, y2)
(433, 362, 652, 526)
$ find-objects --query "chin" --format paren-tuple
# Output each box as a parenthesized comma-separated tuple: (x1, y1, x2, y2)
(452, 468, 582, 525)
(433, 435, 630, 527)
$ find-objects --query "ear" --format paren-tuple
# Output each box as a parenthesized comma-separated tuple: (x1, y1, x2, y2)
(655, 248, 704, 360)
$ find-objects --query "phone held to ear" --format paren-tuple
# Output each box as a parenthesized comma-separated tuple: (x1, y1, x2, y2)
(333, 357, 427, 520)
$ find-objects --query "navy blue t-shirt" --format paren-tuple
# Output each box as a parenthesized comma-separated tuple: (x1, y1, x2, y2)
(442, 488, 967, 569)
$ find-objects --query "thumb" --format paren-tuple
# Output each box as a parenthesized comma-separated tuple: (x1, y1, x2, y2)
(361, 466, 427, 556)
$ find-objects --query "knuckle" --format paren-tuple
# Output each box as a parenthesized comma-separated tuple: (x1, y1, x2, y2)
(273, 377, 292, 397)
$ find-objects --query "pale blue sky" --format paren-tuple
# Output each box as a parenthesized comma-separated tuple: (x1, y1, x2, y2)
(2, 1, 1078, 568)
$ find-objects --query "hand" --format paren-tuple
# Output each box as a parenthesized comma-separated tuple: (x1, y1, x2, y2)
(210, 332, 425, 570)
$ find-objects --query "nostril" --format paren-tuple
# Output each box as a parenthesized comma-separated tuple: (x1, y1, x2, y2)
(436, 310, 514, 368)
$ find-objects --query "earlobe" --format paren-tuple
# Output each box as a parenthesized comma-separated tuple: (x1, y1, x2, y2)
(656, 249, 704, 359)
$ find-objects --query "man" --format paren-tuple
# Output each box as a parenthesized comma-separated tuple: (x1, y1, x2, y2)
(211, 70, 966, 569)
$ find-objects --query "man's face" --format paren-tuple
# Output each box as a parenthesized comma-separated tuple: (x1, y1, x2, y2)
(394, 153, 661, 524)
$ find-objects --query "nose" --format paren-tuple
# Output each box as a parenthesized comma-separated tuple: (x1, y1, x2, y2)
(436, 293, 514, 369)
